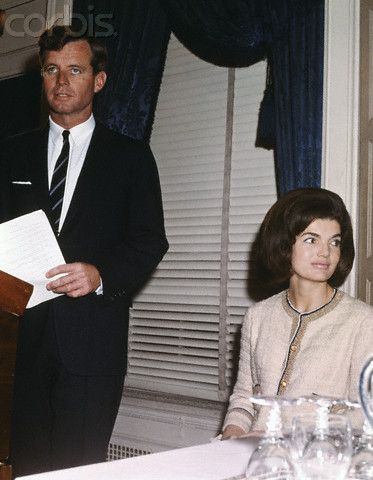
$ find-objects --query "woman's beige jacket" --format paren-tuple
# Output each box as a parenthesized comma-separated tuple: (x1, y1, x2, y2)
(223, 291, 373, 432)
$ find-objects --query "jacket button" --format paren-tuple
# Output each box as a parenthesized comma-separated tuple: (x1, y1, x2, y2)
(290, 345, 297, 352)
(281, 380, 287, 388)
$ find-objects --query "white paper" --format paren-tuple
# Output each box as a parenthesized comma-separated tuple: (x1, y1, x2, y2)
(0, 210, 66, 308)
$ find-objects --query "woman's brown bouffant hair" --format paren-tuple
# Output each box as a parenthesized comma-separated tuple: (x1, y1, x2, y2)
(249, 188, 355, 299)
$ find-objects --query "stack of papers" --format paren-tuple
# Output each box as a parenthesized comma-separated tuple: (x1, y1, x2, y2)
(0, 210, 66, 308)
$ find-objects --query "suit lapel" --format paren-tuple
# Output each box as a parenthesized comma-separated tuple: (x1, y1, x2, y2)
(58, 124, 106, 237)
(30, 128, 52, 220)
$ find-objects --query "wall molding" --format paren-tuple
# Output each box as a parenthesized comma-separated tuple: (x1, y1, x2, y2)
(322, 0, 360, 296)
(0, 45, 39, 79)
(0, 0, 45, 79)
(1, 1, 35, 10)
(0, 0, 72, 80)
(46, 0, 71, 28)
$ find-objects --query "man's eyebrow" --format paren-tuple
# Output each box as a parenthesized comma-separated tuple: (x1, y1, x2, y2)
(43, 63, 86, 68)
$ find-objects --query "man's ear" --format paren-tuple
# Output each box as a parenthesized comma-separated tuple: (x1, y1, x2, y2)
(94, 71, 107, 93)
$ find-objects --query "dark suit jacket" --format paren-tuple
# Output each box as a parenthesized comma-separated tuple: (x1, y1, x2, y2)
(0, 123, 168, 376)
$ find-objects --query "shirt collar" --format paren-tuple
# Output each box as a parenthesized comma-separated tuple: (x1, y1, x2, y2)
(49, 114, 96, 147)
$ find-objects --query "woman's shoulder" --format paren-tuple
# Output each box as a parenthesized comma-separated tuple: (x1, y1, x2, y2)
(241, 292, 284, 334)
(245, 291, 285, 317)
(338, 292, 373, 319)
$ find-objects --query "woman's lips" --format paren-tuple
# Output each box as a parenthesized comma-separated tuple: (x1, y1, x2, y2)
(311, 262, 330, 270)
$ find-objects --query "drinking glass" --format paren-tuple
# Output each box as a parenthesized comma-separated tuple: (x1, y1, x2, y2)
(245, 395, 300, 480)
(349, 355, 373, 479)
(349, 419, 373, 479)
(291, 412, 352, 480)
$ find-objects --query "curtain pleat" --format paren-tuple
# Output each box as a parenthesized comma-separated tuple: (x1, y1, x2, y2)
(159, 0, 324, 192)
(268, 0, 324, 193)
(73, 0, 170, 142)
(159, 0, 267, 67)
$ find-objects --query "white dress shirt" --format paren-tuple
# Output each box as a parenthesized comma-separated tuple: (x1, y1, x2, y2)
(48, 114, 95, 233)
(48, 115, 103, 294)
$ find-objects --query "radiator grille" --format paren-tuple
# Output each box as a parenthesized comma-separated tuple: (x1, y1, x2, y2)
(107, 442, 152, 461)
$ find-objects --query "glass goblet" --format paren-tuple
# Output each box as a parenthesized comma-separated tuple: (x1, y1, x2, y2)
(349, 418, 373, 479)
(291, 412, 352, 480)
(245, 395, 300, 480)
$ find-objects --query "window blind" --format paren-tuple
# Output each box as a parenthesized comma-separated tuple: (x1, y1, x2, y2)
(225, 67, 277, 388)
(125, 35, 276, 401)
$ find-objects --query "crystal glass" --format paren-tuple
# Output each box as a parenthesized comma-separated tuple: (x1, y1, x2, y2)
(291, 412, 352, 480)
(349, 420, 373, 479)
(358, 356, 373, 431)
(245, 396, 300, 480)
(350, 355, 373, 479)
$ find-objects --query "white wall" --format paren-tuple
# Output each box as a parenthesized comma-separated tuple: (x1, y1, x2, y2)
(322, 0, 360, 295)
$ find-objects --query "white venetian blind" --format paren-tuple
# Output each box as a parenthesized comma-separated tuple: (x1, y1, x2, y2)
(125, 35, 228, 400)
(225, 66, 277, 388)
(125, 35, 276, 401)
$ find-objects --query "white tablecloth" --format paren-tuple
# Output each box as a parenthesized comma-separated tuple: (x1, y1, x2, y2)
(16, 437, 258, 480)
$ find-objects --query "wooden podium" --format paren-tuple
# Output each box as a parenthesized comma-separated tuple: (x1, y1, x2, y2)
(0, 311, 18, 480)
(0, 271, 33, 480)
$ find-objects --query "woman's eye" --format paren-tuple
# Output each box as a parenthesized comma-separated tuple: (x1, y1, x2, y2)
(304, 237, 315, 244)
(330, 239, 341, 247)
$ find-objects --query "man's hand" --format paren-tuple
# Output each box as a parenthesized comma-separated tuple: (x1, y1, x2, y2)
(46, 262, 101, 298)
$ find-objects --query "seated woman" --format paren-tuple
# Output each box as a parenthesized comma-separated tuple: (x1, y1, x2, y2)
(222, 187, 373, 438)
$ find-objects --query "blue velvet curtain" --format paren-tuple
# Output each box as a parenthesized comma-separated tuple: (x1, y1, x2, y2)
(73, 0, 170, 141)
(267, 0, 324, 194)
(160, 0, 324, 194)
(156, 1, 267, 67)
(73, 0, 323, 192)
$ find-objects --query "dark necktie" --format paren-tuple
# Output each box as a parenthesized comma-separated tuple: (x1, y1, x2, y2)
(49, 130, 70, 233)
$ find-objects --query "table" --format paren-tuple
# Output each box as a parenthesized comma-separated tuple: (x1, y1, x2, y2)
(16, 437, 258, 480)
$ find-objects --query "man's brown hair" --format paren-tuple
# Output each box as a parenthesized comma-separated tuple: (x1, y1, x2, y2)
(39, 24, 107, 73)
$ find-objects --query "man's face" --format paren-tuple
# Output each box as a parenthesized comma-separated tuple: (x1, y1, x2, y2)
(42, 40, 106, 128)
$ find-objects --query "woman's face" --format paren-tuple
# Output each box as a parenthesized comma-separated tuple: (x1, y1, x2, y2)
(290, 218, 341, 285)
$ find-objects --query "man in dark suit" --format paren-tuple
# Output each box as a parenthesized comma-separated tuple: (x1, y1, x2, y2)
(0, 25, 168, 477)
